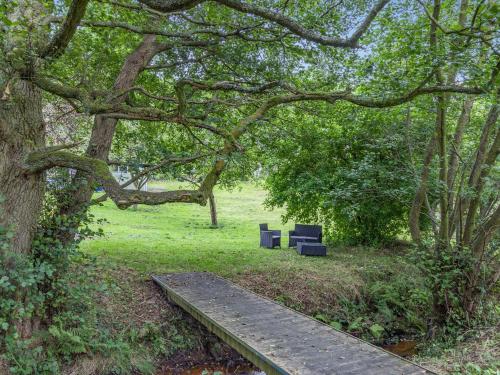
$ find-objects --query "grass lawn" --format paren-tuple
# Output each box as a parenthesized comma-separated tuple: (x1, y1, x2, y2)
(82, 181, 411, 313)
(84, 181, 292, 276)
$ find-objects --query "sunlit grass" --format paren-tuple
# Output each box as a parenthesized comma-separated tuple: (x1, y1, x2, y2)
(81, 181, 410, 304)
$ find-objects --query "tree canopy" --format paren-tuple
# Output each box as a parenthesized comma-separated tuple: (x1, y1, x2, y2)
(0, 0, 498, 353)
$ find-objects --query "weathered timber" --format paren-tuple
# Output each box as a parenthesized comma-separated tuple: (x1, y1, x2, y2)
(152, 272, 435, 375)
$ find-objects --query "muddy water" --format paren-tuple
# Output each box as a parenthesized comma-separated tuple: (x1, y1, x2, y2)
(383, 340, 417, 357)
(163, 341, 417, 374)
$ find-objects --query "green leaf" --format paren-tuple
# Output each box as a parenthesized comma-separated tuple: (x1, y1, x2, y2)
(329, 321, 342, 330)
(348, 317, 364, 331)
(369, 324, 385, 340)
(314, 313, 329, 323)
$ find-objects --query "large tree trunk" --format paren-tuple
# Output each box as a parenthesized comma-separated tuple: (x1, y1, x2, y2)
(58, 115, 120, 217)
(58, 35, 160, 221)
(0, 79, 45, 338)
(0, 80, 45, 254)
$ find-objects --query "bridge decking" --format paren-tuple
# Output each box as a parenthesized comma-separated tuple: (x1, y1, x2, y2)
(153, 272, 434, 375)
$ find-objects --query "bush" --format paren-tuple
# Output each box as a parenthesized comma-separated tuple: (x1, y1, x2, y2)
(309, 254, 430, 343)
(411, 240, 499, 333)
(262, 104, 418, 245)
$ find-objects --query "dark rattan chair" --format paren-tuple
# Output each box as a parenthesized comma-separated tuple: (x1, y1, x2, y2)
(288, 224, 322, 247)
(259, 223, 281, 249)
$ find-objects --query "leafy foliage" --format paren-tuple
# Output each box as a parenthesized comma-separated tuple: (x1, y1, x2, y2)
(1, 0, 499, 372)
(262, 103, 418, 245)
(308, 249, 430, 343)
(0, 175, 172, 374)
(412, 239, 499, 333)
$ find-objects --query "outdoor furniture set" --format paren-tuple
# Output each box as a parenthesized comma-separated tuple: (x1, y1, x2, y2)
(259, 223, 326, 256)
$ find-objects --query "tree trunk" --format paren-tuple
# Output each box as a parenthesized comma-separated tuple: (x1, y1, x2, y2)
(436, 94, 449, 250)
(461, 105, 499, 245)
(0, 79, 45, 254)
(408, 134, 436, 243)
(448, 98, 474, 240)
(0, 79, 45, 338)
(58, 115, 119, 216)
(209, 192, 218, 227)
(432, 95, 450, 326)
(58, 35, 160, 221)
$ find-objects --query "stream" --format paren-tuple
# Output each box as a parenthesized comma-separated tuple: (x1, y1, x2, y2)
(160, 340, 417, 374)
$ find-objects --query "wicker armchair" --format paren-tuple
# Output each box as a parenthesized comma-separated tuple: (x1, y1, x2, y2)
(259, 223, 281, 249)
(288, 224, 322, 247)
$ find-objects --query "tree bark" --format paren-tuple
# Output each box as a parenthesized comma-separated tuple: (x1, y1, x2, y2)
(0, 79, 45, 339)
(208, 192, 218, 227)
(0, 80, 45, 255)
(436, 94, 449, 250)
(59, 35, 161, 219)
(408, 134, 436, 243)
(447, 98, 474, 239)
(25, 150, 205, 208)
(461, 105, 499, 245)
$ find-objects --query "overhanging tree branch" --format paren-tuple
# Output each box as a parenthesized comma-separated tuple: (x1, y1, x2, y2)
(32, 70, 487, 209)
(34, 73, 484, 117)
(139, 0, 203, 12)
(234, 84, 485, 133)
(196, 83, 486, 204)
(49, 18, 246, 40)
(33, 76, 233, 139)
(41, 0, 90, 58)
(24, 150, 206, 208)
(94, 153, 208, 203)
(140, 0, 391, 47)
(175, 79, 295, 94)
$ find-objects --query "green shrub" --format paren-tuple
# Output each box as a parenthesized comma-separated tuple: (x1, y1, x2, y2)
(0, 176, 153, 374)
(309, 255, 430, 343)
(411, 240, 499, 333)
(262, 104, 421, 246)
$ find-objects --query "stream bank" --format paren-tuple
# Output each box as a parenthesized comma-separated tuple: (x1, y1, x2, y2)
(58, 259, 496, 375)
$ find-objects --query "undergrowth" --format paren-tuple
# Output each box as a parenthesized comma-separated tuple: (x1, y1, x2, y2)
(0, 243, 200, 375)
(0, 177, 203, 374)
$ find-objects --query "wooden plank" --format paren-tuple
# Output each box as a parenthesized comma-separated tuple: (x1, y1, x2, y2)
(153, 272, 435, 375)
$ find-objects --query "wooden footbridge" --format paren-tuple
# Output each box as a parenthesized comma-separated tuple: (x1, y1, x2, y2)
(153, 272, 435, 375)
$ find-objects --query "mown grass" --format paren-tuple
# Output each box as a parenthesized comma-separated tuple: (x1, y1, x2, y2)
(81, 181, 414, 314)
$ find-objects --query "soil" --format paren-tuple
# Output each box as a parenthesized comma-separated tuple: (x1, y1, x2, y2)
(59, 263, 256, 375)
(234, 269, 350, 315)
(111, 265, 256, 374)
(156, 348, 257, 375)
(0, 360, 9, 375)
